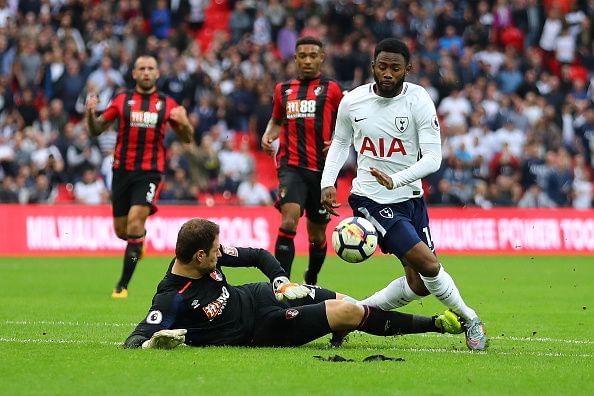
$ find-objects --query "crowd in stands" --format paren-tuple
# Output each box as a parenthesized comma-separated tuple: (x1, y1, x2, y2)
(0, 0, 593, 209)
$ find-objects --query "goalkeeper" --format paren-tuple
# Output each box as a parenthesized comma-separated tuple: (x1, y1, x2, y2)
(125, 218, 462, 349)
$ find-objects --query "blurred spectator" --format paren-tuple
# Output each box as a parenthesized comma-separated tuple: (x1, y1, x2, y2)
(53, 59, 86, 117)
(229, 1, 252, 44)
(0, 0, 590, 210)
(74, 168, 108, 205)
(518, 183, 557, 208)
(28, 173, 55, 204)
(428, 179, 465, 207)
(544, 149, 573, 207)
(237, 172, 272, 206)
(160, 168, 198, 203)
(150, 0, 171, 40)
(277, 16, 298, 60)
(0, 175, 18, 203)
(66, 132, 102, 181)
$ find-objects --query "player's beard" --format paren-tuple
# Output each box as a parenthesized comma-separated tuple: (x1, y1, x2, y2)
(373, 74, 404, 98)
(137, 79, 156, 93)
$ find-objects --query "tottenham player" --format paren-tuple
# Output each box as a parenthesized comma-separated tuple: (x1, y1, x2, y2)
(124, 218, 463, 349)
(320, 38, 487, 351)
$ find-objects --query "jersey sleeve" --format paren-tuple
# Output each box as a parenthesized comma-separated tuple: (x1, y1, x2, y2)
(271, 83, 284, 120)
(101, 93, 124, 122)
(321, 94, 353, 189)
(123, 290, 182, 348)
(388, 89, 442, 187)
(217, 245, 287, 281)
(165, 96, 180, 127)
(414, 90, 441, 145)
(331, 81, 345, 107)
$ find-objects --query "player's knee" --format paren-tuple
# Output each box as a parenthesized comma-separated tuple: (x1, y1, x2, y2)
(280, 218, 298, 232)
(326, 300, 363, 329)
(114, 226, 127, 240)
(308, 234, 326, 245)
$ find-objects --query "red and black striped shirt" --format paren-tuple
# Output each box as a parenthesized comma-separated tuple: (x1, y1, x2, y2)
(103, 90, 179, 173)
(272, 76, 343, 172)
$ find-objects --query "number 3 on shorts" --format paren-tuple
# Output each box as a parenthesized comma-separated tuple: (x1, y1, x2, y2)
(146, 182, 157, 203)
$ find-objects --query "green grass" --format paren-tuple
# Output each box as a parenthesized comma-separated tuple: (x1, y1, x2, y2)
(1, 255, 593, 395)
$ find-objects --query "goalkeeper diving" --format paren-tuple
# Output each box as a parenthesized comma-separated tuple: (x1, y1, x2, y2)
(125, 218, 463, 349)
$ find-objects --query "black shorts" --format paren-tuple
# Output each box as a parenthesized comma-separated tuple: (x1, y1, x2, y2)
(111, 169, 163, 217)
(275, 166, 330, 224)
(249, 283, 336, 347)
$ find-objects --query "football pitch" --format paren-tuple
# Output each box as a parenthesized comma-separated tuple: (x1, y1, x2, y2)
(1, 254, 593, 395)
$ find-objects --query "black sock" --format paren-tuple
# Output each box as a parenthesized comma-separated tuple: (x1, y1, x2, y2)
(117, 234, 144, 289)
(357, 306, 439, 336)
(275, 228, 296, 276)
(306, 240, 327, 281)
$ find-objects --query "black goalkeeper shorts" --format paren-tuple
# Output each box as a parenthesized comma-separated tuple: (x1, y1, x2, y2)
(249, 283, 336, 347)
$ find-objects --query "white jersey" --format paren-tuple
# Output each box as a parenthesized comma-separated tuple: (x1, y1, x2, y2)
(321, 82, 442, 204)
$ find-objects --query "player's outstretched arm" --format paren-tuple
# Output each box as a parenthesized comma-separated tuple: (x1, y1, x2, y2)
(169, 106, 194, 143)
(141, 329, 187, 349)
(273, 276, 310, 301)
(85, 94, 112, 136)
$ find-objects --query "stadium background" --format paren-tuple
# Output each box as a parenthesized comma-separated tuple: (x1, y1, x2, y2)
(0, 0, 593, 255)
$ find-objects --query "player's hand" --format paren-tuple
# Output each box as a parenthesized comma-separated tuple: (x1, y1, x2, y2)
(322, 140, 332, 153)
(261, 134, 275, 155)
(273, 276, 310, 301)
(169, 106, 189, 124)
(85, 94, 98, 114)
(320, 186, 341, 216)
(370, 167, 394, 190)
(141, 329, 187, 350)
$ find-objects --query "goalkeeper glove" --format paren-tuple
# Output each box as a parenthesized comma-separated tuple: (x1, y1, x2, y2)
(273, 276, 310, 301)
(141, 329, 187, 350)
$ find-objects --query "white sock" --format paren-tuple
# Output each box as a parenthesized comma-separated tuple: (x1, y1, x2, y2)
(342, 296, 359, 304)
(420, 264, 477, 321)
(357, 276, 422, 310)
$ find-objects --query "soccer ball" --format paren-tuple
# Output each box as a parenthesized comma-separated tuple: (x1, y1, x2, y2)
(332, 217, 378, 263)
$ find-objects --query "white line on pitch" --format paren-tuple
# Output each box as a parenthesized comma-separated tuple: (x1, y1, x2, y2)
(412, 333, 594, 345)
(5, 321, 594, 347)
(0, 337, 121, 346)
(3, 320, 137, 327)
(1, 337, 592, 357)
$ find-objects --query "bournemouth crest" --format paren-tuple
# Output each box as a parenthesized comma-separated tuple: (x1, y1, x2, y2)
(210, 269, 224, 281)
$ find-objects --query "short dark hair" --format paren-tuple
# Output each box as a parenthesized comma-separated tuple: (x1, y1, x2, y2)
(134, 54, 158, 68)
(175, 218, 219, 263)
(373, 38, 410, 64)
(296, 36, 323, 50)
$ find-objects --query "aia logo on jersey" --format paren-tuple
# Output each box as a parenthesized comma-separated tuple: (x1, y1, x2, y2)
(285, 309, 299, 319)
(359, 137, 407, 157)
(395, 117, 409, 132)
(210, 270, 224, 282)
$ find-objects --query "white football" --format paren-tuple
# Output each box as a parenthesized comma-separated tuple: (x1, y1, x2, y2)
(332, 216, 378, 263)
